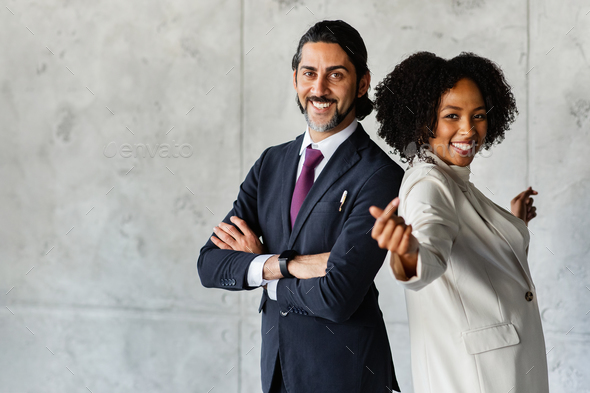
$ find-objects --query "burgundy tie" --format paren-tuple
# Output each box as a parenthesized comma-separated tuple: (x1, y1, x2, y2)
(290, 145, 324, 228)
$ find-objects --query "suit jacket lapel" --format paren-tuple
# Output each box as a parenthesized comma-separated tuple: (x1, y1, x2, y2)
(287, 125, 369, 248)
(280, 134, 304, 244)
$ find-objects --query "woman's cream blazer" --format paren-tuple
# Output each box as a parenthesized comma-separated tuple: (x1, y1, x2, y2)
(396, 152, 549, 393)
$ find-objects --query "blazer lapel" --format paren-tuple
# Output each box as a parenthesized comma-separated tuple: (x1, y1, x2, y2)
(287, 126, 369, 248)
(428, 153, 533, 286)
(280, 134, 304, 244)
(469, 186, 533, 285)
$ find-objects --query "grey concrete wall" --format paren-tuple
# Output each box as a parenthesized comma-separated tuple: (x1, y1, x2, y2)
(1, 0, 588, 392)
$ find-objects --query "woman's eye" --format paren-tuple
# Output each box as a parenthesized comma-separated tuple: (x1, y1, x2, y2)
(445, 114, 458, 119)
(474, 114, 487, 119)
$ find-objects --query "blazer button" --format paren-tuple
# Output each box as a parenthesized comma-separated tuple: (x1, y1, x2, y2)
(525, 291, 534, 302)
(280, 311, 289, 317)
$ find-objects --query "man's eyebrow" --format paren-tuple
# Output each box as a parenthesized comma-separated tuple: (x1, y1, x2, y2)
(299, 65, 317, 71)
(298, 65, 349, 72)
(326, 65, 348, 72)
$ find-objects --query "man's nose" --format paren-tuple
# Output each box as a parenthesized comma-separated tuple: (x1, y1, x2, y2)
(311, 76, 330, 97)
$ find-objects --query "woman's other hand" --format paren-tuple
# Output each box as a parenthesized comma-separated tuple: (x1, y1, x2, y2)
(510, 187, 538, 226)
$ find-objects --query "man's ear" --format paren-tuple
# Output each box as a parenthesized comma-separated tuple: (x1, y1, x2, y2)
(293, 69, 298, 90)
(357, 71, 371, 97)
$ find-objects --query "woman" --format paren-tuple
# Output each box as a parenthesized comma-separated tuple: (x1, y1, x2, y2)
(371, 52, 549, 392)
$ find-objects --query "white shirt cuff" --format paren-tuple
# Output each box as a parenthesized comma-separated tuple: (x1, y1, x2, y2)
(266, 279, 278, 301)
(247, 254, 274, 287)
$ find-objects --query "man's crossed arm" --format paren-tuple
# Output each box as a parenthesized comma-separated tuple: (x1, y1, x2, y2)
(211, 215, 329, 281)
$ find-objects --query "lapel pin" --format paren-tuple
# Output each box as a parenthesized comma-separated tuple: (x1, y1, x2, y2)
(339, 190, 348, 212)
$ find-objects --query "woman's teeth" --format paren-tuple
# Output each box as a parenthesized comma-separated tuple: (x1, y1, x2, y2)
(451, 142, 473, 151)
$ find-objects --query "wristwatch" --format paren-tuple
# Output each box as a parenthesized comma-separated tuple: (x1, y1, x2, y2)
(278, 250, 297, 278)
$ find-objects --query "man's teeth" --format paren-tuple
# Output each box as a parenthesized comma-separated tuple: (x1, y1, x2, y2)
(312, 101, 332, 109)
(452, 142, 473, 151)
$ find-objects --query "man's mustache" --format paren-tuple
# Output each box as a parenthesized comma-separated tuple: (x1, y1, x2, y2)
(306, 96, 336, 104)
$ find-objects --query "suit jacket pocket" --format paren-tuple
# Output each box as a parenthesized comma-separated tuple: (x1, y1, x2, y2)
(312, 201, 341, 214)
(462, 322, 520, 355)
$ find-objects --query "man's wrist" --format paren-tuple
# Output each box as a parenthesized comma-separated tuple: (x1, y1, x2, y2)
(262, 255, 282, 281)
(278, 250, 297, 278)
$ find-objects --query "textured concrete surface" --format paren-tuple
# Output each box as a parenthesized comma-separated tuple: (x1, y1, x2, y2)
(1, 0, 588, 392)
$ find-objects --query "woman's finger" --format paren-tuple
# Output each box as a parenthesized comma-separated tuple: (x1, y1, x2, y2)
(398, 225, 413, 255)
(377, 198, 400, 222)
(369, 205, 384, 219)
(370, 206, 386, 239)
(377, 218, 397, 250)
(371, 198, 400, 241)
(513, 187, 538, 203)
(388, 224, 407, 253)
(521, 187, 538, 200)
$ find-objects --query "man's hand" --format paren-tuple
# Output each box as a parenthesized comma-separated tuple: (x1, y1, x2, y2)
(510, 187, 538, 226)
(211, 216, 266, 254)
(369, 197, 419, 280)
(262, 253, 331, 281)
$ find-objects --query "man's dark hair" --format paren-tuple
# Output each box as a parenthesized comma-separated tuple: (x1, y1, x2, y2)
(374, 51, 518, 163)
(292, 20, 373, 120)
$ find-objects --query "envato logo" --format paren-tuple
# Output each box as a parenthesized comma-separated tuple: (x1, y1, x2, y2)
(103, 141, 193, 158)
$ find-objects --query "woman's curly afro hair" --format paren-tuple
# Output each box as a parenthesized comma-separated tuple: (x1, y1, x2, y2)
(374, 51, 518, 163)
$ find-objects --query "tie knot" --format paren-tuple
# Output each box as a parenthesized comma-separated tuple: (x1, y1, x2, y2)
(303, 145, 324, 169)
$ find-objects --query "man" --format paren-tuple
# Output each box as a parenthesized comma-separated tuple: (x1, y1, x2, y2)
(198, 20, 403, 393)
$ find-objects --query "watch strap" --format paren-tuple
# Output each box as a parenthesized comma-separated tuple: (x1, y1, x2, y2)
(278, 250, 297, 278)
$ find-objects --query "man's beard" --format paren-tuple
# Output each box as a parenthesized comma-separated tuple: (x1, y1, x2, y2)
(297, 95, 355, 133)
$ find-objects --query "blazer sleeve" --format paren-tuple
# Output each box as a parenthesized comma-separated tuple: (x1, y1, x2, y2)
(196, 148, 270, 291)
(275, 164, 403, 323)
(396, 167, 460, 291)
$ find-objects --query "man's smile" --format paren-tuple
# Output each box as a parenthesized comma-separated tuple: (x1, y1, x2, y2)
(308, 99, 336, 114)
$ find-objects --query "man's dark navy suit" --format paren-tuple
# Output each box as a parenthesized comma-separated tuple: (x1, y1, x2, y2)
(198, 123, 403, 392)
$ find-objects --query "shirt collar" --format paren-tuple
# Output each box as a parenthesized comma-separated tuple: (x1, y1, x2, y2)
(423, 149, 472, 189)
(299, 119, 358, 156)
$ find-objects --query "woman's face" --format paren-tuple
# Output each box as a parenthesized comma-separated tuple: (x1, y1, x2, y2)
(428, 78, 488, 167)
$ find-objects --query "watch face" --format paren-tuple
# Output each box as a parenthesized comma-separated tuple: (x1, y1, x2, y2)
(279, 250, 297, 260)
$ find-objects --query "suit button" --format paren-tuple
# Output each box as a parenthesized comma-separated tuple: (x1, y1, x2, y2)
(525, 291, 534, 302)
(280, 311, 289, 317)
(231, 279, 235, 285)
(221, 279, 226, 286)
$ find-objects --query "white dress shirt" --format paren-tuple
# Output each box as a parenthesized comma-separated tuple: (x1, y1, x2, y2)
(247, 119, 358, 300)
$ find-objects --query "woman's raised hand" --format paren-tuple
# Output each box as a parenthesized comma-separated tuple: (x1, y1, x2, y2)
(510, 187, 538, 226)
(369, 198, 419, 280)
